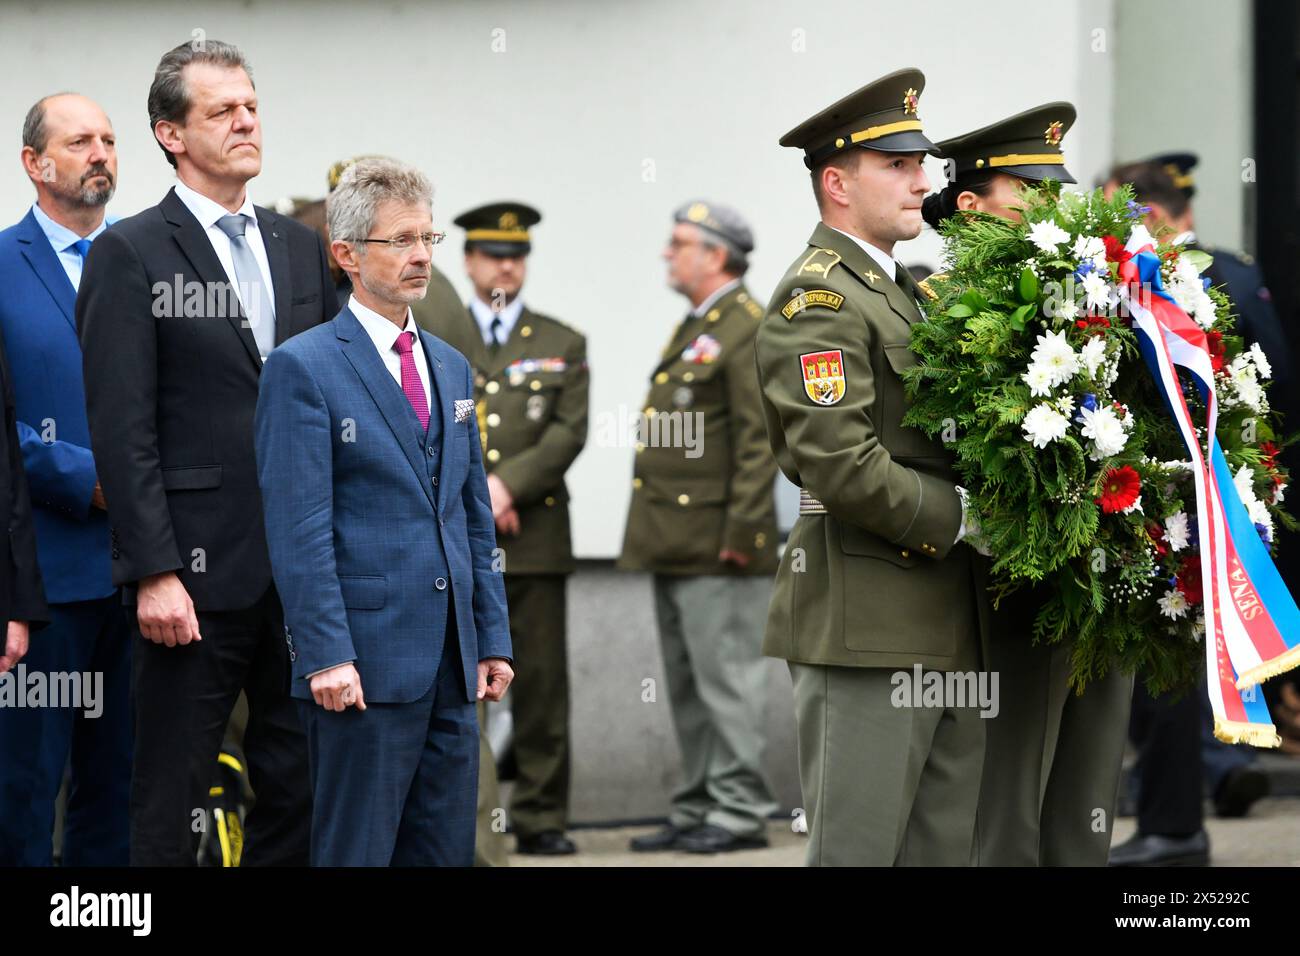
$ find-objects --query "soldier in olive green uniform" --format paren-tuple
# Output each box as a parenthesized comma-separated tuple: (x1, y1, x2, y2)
(756, 69, 990, 866)
(620, 201, 780, 855)
(413, 202, 588, 857)
(924, 105, 1134, 866)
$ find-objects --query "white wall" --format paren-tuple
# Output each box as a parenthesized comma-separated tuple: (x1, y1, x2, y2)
(0, 0, 1119, 556)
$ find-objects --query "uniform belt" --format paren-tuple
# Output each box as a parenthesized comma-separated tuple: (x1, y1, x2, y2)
(799, 489, 827, 515)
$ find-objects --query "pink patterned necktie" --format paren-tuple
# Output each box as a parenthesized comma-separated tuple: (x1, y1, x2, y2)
(392, 331, 430, 431)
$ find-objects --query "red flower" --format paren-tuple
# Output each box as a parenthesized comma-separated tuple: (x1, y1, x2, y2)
(1177, 556, 1203, 605)
(1261, 441, 1281, 469)
(1102, 235, 1131, 264)
(1098, 465, 1141, 514)
(1146, 522, 1168, 557)
(1206, 331, 1226, 374)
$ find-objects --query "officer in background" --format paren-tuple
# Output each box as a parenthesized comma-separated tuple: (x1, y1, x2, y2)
(620, 201, 780, 854)
(756, 69, 989, 866)
(415, 202, 588, 857)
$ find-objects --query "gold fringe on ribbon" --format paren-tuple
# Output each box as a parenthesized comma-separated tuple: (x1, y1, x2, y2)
(1234, 643, 1300, 691)
(1213, 718, 1281, 749)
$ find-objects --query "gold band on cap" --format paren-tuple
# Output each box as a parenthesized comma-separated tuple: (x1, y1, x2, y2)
(988, 153, 1065, 168)
(849, 119, 924, 144)
(466, 228, 530, 241)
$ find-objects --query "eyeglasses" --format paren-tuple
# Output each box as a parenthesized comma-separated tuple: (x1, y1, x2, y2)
(356, 231, 446, 251)
(667, 238, 704, 253)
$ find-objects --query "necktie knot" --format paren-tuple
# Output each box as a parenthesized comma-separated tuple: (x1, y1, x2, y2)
(216, 214, 249, 240)
(70, 238, 93, 260)
(392, 330, 415, 356)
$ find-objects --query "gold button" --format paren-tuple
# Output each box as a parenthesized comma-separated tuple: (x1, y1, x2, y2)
(633, 477, 643, 489)
(737, 292, 749, 303)
(487, 413, 501, 427)
(655, 371, 669, 384)
(755, 532, 767, 548)
(544, 495, 556, 507)
(485, 381, 500, 394)
(530, 380, 542, 391)
(487, 449, 501, 462)
(683, 372, 695, 382)
(835, 137, 845, 148)
(900, 549, 910, 559)
(677, 494, 690, 505)
(635, 442, 646, 453)
(975, 158, 985, 168)
(706, 309, 720, 322)
(521, 325, 532, 338)
(644, 406, 656, 417)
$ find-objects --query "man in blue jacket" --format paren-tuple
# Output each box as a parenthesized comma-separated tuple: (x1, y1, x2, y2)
(0, 93, 130, 866)
(254, 158, 513, 866)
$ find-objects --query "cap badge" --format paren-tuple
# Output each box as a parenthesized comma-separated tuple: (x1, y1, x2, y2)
(902, 88, 919, 115)
(686, 202, 710, 223)
(1044, 121, 1064, 146)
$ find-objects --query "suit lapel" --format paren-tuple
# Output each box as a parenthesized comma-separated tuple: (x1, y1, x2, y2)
(808, 222, 921, 326)
(162, 188, 263, 371)
(16, 211, 76, 330)
(335, 309, 438, 511)
(256, 206, 294, 345)
(420, 331, 456, 514)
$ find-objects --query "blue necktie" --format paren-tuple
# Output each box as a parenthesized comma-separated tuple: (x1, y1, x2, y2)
(70, 238, 92, 260)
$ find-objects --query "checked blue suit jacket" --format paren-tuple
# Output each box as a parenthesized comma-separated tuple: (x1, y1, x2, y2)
(253, 306, 511, 704)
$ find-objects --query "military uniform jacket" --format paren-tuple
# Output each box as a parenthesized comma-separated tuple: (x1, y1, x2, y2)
(619, 283, 779, 576)
(755, 223, 987, 670)
(415, 303, 588, 575)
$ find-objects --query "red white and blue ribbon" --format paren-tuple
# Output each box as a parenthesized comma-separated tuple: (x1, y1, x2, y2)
(1121, 235, 1300, 746)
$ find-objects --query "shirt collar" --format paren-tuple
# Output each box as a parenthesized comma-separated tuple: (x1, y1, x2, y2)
(828, 226, 898, 280)
(30, 202, 108, 253)
(469, 295, 524, 338)
(1173, 229, 1198, 246)
(690, 278, 742, 318)
(172, 178, 258, 231)
(349, 294, 417, 352)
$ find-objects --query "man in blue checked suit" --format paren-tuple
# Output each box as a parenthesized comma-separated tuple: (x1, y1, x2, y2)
(0, 93, 130, 866)
(254, 158, 513, 867)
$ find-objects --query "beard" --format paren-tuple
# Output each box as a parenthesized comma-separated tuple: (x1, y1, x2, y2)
(358, 268, 429, 306)
(51, 165, 115, 208)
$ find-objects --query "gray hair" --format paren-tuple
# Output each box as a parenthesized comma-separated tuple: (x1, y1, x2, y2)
(22, 92, 78, 154)
(327, 158, 433, 247)
(148, 39, 253, 169)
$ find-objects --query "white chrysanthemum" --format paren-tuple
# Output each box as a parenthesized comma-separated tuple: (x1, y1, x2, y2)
(1122, 496, 1144, 516)
(1080, 336, 1106, 380)
(1028, 220, 1071, 254)
(1022, 364, 1054, 398)
(1250, 342, 1273, 379)
(1164, 511, 1190, 551)
(1054, 296, 1080, 322)
(1234, 464, 1259, 507)
(1274, 483, 1287, 506)
(1022, 403, 1069, 449)
(1081, 272, 1112, 311)
(1030, 330, 1080, 386)
(1248, 496, 1273, 531)
(1158, 588, 1190, 620)
(1079, 405, 1128, 460)
(1072, 234, 1106, 263)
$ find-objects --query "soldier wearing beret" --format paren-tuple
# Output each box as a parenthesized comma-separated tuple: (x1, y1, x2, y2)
(755, 68, 989, 866)
(414, 201, 588, 857)
(620, 200, 780, 854)
(926, 104, 1137, 867)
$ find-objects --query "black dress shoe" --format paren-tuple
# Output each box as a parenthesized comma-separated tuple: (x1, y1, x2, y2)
(677, 824, 769, 854)
(1108, 830, 1210, 866)
(629, 824, 696, 852)
(515, 831, 577, 856)
(1214, 766, 1269, 818)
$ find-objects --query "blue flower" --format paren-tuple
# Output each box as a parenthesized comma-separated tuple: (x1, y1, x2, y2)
(1073, 392, 1098, 424)
(1125, 200, 1151, 220)
(1256, 522, 1273, 544)
(1074, 260, 1095, 281)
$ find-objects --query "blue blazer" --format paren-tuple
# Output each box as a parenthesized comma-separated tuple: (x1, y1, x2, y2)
(0, 210, 111, 603)
(254, 307, 512, 704)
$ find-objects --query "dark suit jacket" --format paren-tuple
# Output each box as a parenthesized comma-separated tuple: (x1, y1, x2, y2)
(254, 307, 512, 703)
(0, 210, 112, 604)
(0, 338, 48, 627)
(76, 187, 335, 611)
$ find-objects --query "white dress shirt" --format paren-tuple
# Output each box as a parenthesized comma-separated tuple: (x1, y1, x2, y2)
(829, 225, 900, 280)
(349, 295, 432, 414)
(30, 203, 110, 291)
(469, 295, 524, 347)
(172, 178, 276, 320)
(690, 278, 741, 318)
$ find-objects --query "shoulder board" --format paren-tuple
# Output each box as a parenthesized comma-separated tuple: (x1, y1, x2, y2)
(797, 247, 842, 278)
(916, 272, 948, 301)
(781, 288, 844, 320)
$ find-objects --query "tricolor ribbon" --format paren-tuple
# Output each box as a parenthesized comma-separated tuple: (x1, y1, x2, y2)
(1119, 235, 1300, 746)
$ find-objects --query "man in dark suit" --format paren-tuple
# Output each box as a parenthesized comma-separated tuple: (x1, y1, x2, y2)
(254, 158, 513, 866)
(77, 39, 334, 865)
(0, 92, 131, 866)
